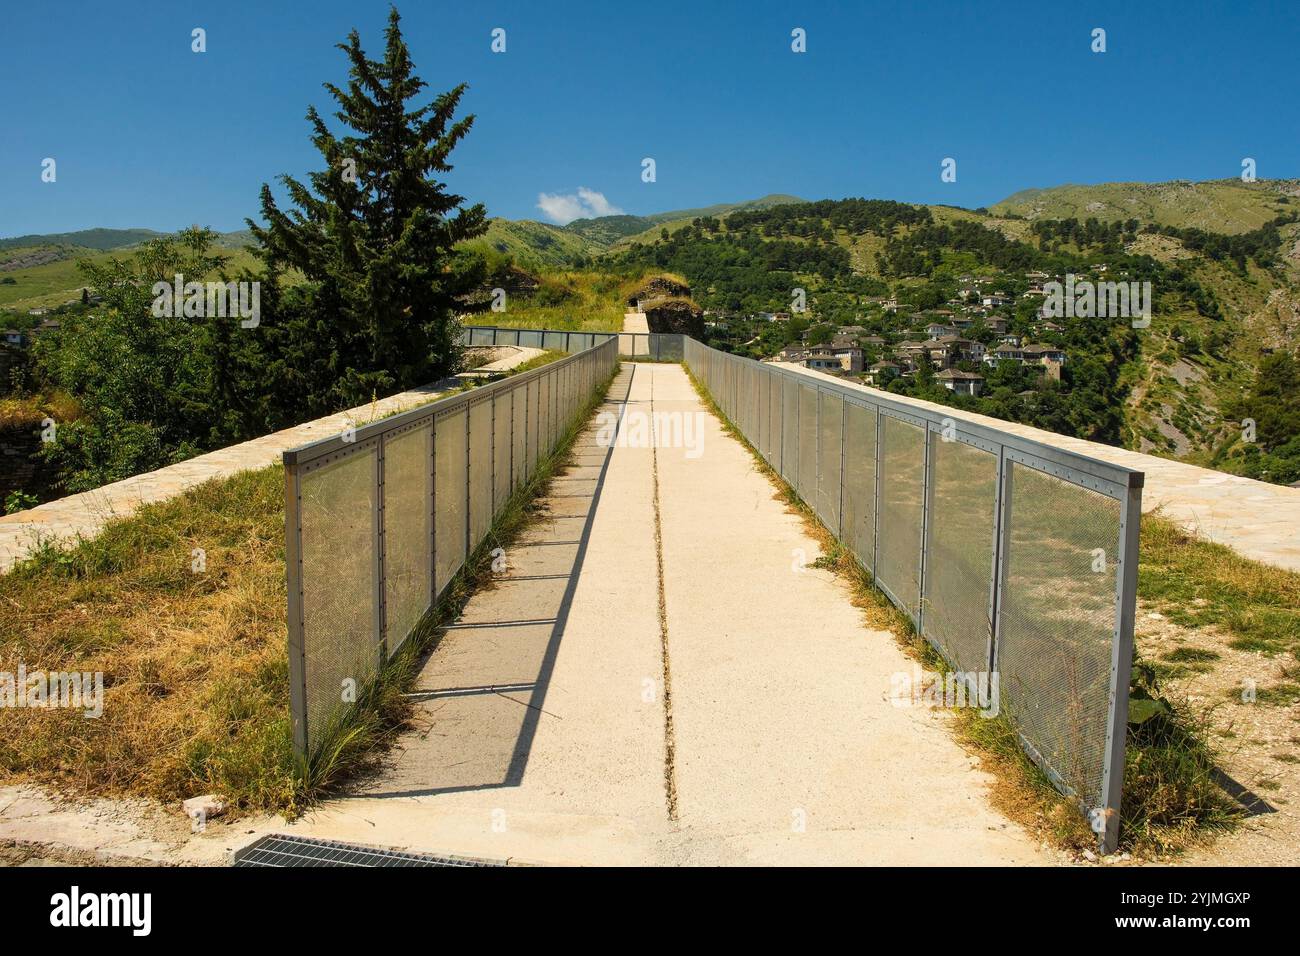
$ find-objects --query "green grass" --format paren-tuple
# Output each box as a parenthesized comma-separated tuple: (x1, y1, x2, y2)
(499, 349, 568, 375)
(992, 178, 1298, 234)
(0, 466, 298, 811)
(462, 219, 602, 270)
(1139, 514, 1300, 656)
(483, 269, 648, 332)
(0, 245, 262, 310)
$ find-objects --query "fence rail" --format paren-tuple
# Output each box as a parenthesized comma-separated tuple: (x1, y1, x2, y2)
(283, 325, 1143, 854)
(282, 338, 619, 760)
(682, 338, 1142, 854)
(461, 325, 684, 361)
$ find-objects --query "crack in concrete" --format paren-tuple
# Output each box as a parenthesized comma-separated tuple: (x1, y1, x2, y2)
(649, 367, 680, 823)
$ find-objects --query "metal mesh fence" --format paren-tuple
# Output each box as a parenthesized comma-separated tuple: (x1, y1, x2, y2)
(996, 461, 1123, 812)
(840, 400, 877, 574)
(286, 338, 618, 761)
(876, 414, 926, 622)
(492, 393, 512, 510)
(797, 384, 818, 502)
(382, 422, 433, 656)
(511, 384, 527, 491)
(921, 432, 998, 675)
(782, 378, 798, 480)
(681, 337, 1141, 853)
(433, 407, 467, 597)
(459, 326, 682, 360)
(467, 397, 493, 547)
(297, 446, 378, 753)
(817, 390, 843, 533)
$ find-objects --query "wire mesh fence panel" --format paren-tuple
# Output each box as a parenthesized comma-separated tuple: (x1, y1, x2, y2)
(286, 336, 619, 765)
(655, 335, 684, 361)
(537, 373, 551, 462)
(840, 400, 877, 574)
(546, 368, 559, 450)
(542, 331, 566, 352)
(764, 370, 779, 465)
(518, 329, 543, 349)
(817, 390, 843, 533)
(433, 407, 468, 598)
(920, 433, 998, 675)
(564, 362, 575, 419)
(876, 414, 926, 623)
(512, 382, 527, 491)
(748, 364, 760, 438)
(996, 462, 1121, 813)
(382, 422, 433, 656)
(781, 378, 799, 484)
(797, 384, 819, 503)
(298, 445, 378, 755)
(492, 391, 512, 510)
(528, 377, 541, 476)
(468, 398, 493, 547)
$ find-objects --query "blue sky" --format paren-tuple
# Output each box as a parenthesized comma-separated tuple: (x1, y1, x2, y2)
(3, 0, 1298, 236)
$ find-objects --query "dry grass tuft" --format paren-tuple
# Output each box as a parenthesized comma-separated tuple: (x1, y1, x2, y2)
(0, 466, 297, 812)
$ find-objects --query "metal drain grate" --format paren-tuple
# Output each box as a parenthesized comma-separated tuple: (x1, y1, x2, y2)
(232, 834, 505, 867)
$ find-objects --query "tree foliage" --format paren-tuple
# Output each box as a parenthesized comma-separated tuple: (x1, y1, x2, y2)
(250, 6, 487, 407)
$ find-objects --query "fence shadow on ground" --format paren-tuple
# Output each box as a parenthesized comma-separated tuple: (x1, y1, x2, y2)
(342, 366, 638, 799)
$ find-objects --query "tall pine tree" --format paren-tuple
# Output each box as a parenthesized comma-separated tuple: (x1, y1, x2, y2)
(249, 7, 487, 403)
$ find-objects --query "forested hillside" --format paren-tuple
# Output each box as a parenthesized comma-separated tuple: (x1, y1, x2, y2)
(612, 192, 1300, 478)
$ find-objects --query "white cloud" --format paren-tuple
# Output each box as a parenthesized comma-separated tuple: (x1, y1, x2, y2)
(536, 187, 624, 225)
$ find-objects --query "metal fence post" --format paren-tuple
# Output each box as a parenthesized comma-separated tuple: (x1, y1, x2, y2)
(872, 408, 884, 585)
(989, 456, 1015, 676)
(1100, 481, 1141, 853)
(375, 437, 387, 666)
(429, 416, 437, 606)
(835, 397, 845, 539)
(986, 448, 1009, 673)
(285, 463, 309, 758)
(916, 424, 933, 636)
(463, 401, 471, 559)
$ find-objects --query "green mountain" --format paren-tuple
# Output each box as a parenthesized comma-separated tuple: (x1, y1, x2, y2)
(0, 228, 165, 252)
(993, 179, 1300, 234)
(466, 219, 603, 269)
(563, 214, 655, 246)
(611, 190, 1300, 483)
(643, 193, 805, 225)
(462, 195, 806, 268)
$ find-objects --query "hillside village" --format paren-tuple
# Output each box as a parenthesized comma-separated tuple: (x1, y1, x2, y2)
(712, 265, 1116, 397)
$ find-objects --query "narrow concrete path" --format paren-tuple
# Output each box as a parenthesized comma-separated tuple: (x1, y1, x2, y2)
(622, 311, 649, 333)
(288, 363, 1056, 865)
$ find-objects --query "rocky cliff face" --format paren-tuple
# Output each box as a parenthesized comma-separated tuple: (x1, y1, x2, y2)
(643, 297, 704, 337)
(630, 276, 704, 336)
(628, 275, 691, 306)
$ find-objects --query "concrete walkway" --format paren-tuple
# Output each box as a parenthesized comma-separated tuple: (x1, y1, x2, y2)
(622, 311, 649, 333)
(286, 363, 1056, 865)
(0, 346, 542, 573)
